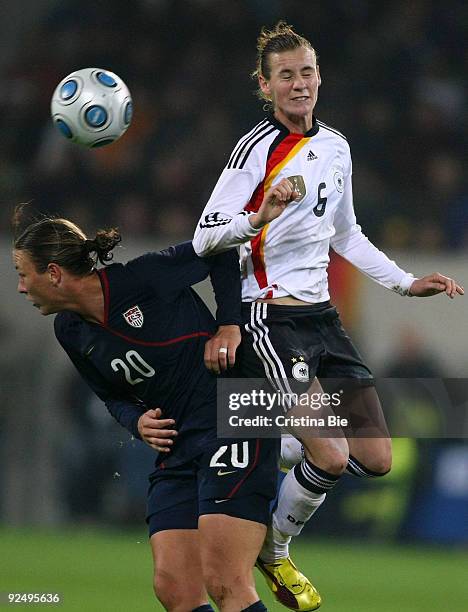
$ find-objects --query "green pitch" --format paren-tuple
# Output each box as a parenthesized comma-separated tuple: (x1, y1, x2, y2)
(1, 528, 467, 611)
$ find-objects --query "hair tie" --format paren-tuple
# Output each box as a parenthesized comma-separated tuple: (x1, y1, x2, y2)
(83, 239, 96, 253)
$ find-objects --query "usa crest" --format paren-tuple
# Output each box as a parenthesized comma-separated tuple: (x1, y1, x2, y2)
(123, 305, 144, 328)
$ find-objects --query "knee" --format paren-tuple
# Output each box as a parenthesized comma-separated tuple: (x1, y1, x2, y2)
(305, 445, 349, 476)
(202, 566, 254, 607)
(154, 569, 204, 611)
(351, 444, 392, 476)
(365, 453, 392, 476)
(203, 566, 233, 600)
(325, 449, 349, 475)
(202, 571, 229, 606)
(280, 436, 304, 470)
(153, 571, 177, 609)
(368, 440, 392, 475)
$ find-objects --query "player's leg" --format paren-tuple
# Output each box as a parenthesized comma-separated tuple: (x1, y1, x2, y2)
(198, 514, 267, 611)
(241, 303, 336, 610)
(243, 303, 350, 532)
(150, 529, 211, 611)
(271, 317, 392, 561)
(320, 313, 391, 478)
(262, 376, 348, 560)
(147, 463, 213, 611)
(345, 386, 392, 477)
(257, 378, 348, 612)
(280, 434, 304, 469)
(196, 437, 279, 611)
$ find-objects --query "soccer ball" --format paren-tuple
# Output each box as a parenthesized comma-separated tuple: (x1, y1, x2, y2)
(50, 68, 133, 148)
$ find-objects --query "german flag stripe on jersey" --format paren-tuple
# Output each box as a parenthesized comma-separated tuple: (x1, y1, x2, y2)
(244, 133, 311, 294)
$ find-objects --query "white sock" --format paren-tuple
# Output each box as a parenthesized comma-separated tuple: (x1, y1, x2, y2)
(260, 468, 326, 563)
(280, 435, 304, 470)
(260, 523, 291, 563)
(274, 468, 327, 537)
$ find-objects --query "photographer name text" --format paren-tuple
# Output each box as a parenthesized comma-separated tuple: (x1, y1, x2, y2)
(228, 415, 348, 428)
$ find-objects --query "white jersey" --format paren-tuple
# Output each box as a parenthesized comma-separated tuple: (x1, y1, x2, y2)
(193, 114, 414, 302)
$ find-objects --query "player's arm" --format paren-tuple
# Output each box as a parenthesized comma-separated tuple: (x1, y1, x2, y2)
(60, 343, 144, 440)
(128, 243, 243, 371)
(203, 248, 242, 373)
(128, 241, 211, 293)
(193, 144, 265, 256)
(249, 178, 299, 227)
(54, 321, 177, 451)
(135, 407, 178, 452)
(331, 173, 464, 298)
(67, 353, 177, 452)
(129, 241, 242, 314)
(330, 158, 416, 295)
(157, 242, 244, 372)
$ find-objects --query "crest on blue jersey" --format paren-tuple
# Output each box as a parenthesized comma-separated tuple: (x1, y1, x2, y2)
(123, 305, 144, 328)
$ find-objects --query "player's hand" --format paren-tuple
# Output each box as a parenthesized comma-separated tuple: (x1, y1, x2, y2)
(137, 408, 178, 452)
(409, 273, 464, 299)
(250, 178, 299, 229)
(204, 324, 241, 374)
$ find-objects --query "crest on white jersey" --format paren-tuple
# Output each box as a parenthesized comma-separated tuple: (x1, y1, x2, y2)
(123, 305, 144, 328)
(291, 356, 309, 382)
(287, 175, 306, 202)
(333, 168, 344, 193)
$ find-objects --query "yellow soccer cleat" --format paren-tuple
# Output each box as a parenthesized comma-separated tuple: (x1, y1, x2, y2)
(256, 556, 322, 611)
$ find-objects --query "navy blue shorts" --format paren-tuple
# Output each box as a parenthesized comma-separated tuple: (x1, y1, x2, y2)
(241, 301, 374, 389)
(147, 437, 279, 536)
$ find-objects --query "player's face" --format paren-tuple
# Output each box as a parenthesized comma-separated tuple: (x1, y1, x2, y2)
(14, 250, 61, 315)
(259, 47, 321, 132)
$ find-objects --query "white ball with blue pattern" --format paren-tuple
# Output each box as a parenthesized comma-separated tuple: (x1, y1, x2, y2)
(51, 68, 133, 148)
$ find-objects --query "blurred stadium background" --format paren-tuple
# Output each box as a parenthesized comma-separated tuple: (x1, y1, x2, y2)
(1, 1, 467, 610)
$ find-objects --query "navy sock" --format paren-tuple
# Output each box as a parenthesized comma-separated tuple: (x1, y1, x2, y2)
(192, 605, 215, 612)
(242, 600, 268, 611)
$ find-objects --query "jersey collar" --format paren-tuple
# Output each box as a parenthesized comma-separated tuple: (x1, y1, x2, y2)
(267, 112, 319, 137)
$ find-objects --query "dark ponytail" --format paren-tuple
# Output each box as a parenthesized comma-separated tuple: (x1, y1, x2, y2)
(82, 228, 122, 265)
(12, 204, 121, 276)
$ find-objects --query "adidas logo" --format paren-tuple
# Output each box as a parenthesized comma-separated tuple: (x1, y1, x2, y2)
(307, 150, 318, 161)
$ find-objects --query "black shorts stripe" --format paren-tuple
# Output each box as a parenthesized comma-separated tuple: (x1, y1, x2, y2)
(227, 119, 270, 169)
(245, 304, 277, 390)
(245, 303, 295, 409)
(250, 303, 290, 398)
(254, 304, 295, 402)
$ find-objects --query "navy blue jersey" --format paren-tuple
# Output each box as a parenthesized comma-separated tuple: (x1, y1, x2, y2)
(54, 242, 240, 467)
